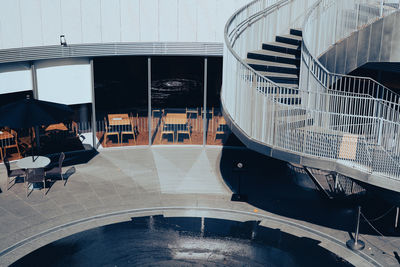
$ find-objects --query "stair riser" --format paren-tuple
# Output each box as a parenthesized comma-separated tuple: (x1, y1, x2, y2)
(264, 76, 299, 84)
(259, 87, 299, 94)
(262, 43, 301, 56)
(249, 63, 299, 75)
(247, 52, 300, 65)
(290, 29, 302, 37)
(276, 36, 302, 46)
(277, 98, 302, 105)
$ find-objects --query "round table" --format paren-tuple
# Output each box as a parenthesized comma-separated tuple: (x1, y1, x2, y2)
(16, 156, 50, 169)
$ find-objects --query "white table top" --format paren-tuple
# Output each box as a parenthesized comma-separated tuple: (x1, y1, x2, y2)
(16, 156, 51, 169)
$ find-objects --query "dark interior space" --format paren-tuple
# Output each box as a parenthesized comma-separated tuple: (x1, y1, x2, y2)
(0, 90, 33, 107)
(348, 62, 400, 94)
(151, 56, 204, 109)
(94, 56, 148, 116)
(207, 57, 223, 109)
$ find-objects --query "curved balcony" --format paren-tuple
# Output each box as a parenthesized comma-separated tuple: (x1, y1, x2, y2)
(222, 0, 400, 192)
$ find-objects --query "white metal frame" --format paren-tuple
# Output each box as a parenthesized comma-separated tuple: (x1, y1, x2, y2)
(222, 0, 400, 181)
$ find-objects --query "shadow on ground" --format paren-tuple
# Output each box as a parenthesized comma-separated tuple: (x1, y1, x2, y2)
(219, 147, 400, 237)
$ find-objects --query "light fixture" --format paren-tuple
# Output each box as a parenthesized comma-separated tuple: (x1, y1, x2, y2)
(60, 35, 67, 46)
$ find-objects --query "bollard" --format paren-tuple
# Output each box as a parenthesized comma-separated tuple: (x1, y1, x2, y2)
(346, 206, 365, 250)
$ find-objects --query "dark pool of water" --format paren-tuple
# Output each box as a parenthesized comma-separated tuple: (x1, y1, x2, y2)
(11, 215, 353, 267)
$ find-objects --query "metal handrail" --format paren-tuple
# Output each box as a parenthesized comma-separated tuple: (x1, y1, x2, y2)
(222, 0, 400, 181)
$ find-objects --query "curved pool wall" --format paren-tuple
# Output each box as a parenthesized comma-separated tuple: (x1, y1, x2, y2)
(11, 214, 354, 267)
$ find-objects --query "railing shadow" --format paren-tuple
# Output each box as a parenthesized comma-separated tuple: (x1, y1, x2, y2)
(219, 146, 400, 236)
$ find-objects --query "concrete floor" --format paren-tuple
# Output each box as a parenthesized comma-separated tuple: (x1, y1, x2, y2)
(0, 146, 398, 266)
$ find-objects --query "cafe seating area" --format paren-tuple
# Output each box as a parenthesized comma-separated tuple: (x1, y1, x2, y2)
(98, 108, 229, 147)
(0, 122, 86, 163)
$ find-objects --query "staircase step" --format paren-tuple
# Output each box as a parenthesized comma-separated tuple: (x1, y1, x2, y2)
(276, 34, 303, 46)
(262, 42, 301, 56)
(275, 83, 299, 88)
(259, 71, 299, 84)
(277, 114, 313, 128)
(245, 58, 299, 75)
(275, 107, 307, 117)
(275, 96, 302, 105)
(257, 85, 299, 94)
(247, 49, 300, 65)
(290, 28, 302, 37)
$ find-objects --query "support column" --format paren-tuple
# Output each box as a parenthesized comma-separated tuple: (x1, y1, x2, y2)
(203, 58, 208, 146)
(31, 63, 38, 99)
(148, 57, 152, 146)
(31, 62, 40, 149)
(90, 59, 97, 149)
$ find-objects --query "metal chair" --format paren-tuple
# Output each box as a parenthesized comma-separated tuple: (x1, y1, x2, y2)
(4, 157, 26, 190)
(26, 168, 46, 196)
(45, 152, 65, 181)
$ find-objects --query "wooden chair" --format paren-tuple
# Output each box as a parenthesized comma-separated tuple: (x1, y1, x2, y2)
(177, 119, 192, 143)
(104, 117, 120, 145)
(214, 117, 227, 141)
(186, 108, 198, 118)
(159, 117, 174, 143)
(4, 157, 26, 190)
(121, 114, 137, 145)
(3, 130, 21, 159)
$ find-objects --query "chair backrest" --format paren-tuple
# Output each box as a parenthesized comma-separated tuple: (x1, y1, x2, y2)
(58, 152, 65, 168)
(3, 157, 11, 176)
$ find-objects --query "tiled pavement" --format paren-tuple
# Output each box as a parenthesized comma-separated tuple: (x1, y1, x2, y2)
(0, 146, 398, 266)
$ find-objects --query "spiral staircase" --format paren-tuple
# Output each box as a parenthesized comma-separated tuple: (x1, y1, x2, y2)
(222, 0, 400, 200)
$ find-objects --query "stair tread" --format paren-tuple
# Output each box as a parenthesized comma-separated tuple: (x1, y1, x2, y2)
(263, 41, 300, 50)
(278, 34, 303, 41)
(245, 58, 298, 69)
(259, 71, 299, 79)
(269, 93, 301, 98)
(277, 114, 310, 123)
(275, 83, 299, 88)
(248, 49, 299, 59)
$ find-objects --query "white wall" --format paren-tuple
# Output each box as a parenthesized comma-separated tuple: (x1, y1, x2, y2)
(36, 58, 92, 105)
(0, 63, 32, 94)
(0, 0, 251, 49)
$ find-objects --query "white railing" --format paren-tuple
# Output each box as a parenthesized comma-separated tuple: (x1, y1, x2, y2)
(222, 0, 400, 181)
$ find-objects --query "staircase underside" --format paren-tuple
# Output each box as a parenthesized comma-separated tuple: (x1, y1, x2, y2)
(221, 105, 400, 193)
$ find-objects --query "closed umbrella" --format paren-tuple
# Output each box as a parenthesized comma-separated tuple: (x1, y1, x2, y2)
(0, 95, 74, 160)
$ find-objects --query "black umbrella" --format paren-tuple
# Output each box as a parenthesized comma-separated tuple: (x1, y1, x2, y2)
(0, 95, 74, 159)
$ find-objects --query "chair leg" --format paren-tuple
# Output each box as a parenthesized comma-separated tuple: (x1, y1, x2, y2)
(16, 144, 21, 159)
(43, 180, 46, 195)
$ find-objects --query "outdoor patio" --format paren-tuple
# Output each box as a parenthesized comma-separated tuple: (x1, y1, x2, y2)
(0, 146, 398, 266)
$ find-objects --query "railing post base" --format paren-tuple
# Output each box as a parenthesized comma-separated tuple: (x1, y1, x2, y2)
(346, 239, 365, 251)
